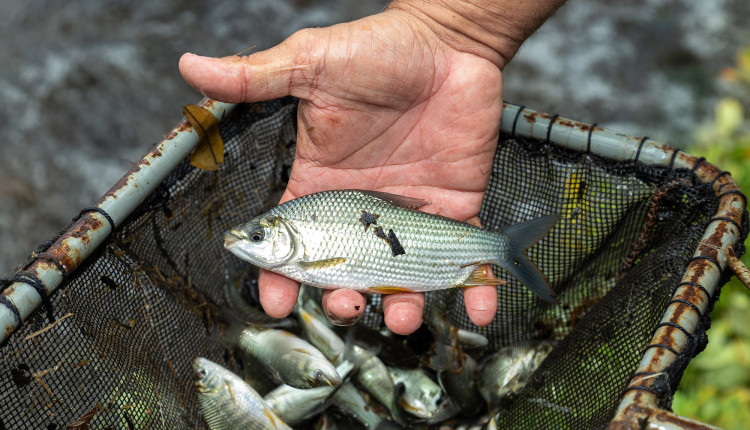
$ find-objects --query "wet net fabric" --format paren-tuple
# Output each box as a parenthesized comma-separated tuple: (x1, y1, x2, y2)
(0, 98, 740, 429)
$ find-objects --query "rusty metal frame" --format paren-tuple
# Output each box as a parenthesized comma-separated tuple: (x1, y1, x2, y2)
(1, 100, 744, 428)
(0, 98, 236, 343)
(502, 103, 745, 430)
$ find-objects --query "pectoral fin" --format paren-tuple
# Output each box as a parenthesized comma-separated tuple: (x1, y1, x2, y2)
(460, 264, 509, 287)
(297, 258, 347, 270)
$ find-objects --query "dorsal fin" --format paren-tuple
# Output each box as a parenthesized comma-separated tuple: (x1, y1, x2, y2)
(357, 190, 430, 210)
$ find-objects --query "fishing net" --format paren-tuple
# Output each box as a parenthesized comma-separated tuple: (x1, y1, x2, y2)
(0, 97, 746, 429)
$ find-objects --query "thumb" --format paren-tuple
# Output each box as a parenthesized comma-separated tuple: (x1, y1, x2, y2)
(179, 30, 320, 103)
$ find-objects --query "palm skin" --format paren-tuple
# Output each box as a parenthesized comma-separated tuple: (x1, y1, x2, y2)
(180, 9, 502, 334)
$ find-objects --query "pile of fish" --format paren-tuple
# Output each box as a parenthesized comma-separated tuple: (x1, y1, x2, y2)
(197, 190, 560, 428)
(193, 286, 554, 429)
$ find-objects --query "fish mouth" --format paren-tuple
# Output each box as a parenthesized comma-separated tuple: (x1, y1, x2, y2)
(223, 230, 241, 248)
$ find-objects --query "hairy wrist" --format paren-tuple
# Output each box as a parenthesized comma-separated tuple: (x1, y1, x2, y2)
(386, 0, 566, 68)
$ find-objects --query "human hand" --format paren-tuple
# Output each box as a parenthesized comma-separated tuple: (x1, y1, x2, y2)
(179, 4, 546, 334)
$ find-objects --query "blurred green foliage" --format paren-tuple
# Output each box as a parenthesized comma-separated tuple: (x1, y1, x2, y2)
(671, 45, 750, 430)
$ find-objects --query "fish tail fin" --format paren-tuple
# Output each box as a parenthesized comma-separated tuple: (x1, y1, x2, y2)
(498, 214, 560, 304)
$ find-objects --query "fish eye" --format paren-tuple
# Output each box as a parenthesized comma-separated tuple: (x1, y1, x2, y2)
(250, 229, 264, 242)
(195, 368, 207, 379)
(314, 369, 325, 382)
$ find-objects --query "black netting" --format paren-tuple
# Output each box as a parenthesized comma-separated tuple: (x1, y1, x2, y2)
(0, 98, 743, 429)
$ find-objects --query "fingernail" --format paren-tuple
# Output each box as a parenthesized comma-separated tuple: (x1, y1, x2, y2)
(325, 308, 361, 326)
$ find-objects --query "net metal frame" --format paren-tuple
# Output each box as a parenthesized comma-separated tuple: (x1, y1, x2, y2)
(0, 98, 746, 429)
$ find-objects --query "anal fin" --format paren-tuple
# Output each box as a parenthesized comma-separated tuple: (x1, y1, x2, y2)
(461, 264, 509, 287)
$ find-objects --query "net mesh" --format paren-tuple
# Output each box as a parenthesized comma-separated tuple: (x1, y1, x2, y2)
(0, 97, 743, 429)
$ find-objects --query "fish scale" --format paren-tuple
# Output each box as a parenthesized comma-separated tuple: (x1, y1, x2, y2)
(224, 189, 559, 302)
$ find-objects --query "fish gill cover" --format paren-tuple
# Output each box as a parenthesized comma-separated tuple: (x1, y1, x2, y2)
(0, 97, 744, 429)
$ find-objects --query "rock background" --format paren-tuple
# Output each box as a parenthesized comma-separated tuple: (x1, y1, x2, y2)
(1, 0, 748, 274)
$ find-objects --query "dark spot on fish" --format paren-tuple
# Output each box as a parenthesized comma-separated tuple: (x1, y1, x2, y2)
(359, 211, 379, 231)
(373, 226, 389, 243)
(11, 363, 32, 388)
(354, 305, 361, 311)
(372, 226, 405, 256)
(387, 229, 405, 256)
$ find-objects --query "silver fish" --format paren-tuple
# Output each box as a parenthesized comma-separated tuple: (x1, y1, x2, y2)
(224, 189, 558, 302)
(193, 357, 291, 430)
(264, 383, 337, 424)
(437, 348, 484, 417)
(387, 366, 446, 420)
(332, 382, 397, 429)
(296, 308, 404, 423)
(296, 308, 347, 365)
(297, 284, 328, 324)
(455, 329, 489, 349)
(238, 325, 342, 389)
(264, 361, 354, 424)
(477, 341, 554, 406)
(426, 308, 484, 417)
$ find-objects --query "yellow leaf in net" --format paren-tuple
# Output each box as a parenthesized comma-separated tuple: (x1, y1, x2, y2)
(184, 104, 224, 170)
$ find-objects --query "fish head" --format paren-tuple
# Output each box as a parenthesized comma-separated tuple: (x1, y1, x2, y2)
(193, 357, 221, 394)
(224, 215, 298, 268)
(305, 364, 342, 388)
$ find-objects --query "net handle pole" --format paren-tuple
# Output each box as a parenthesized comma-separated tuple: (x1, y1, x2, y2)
(501, 102, 680, 166)
(0, 99, 237, 344)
